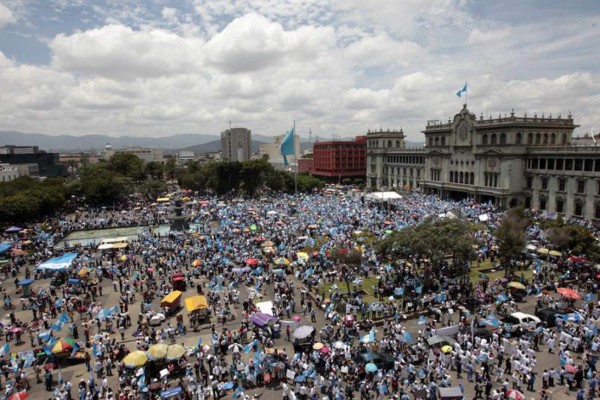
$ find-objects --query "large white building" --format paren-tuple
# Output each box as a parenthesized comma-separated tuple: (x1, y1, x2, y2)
(221, 128, 251, 162)
(102, 145, 165, 163)
(367, 105, 600, 222)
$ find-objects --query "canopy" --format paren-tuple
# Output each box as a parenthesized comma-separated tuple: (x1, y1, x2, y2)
(185, 295, 208, 312)
(365, 191, 402, 201)
(255, 301, 274, 316)
(557, 287, 583, 300)
(166, 344, 186, 361)
(147, 344, 168, 360)
(0, 242, 12, 254)
(17, 279, 34, 286)
(97, 242, 128, 250)
(4, 226, 22, 233)
(123, 351, 148, 368)
(156, 197, 171, 203)
(250, 312, 278, 328)
(438, 387, 463, 400)
(37, 253, 78, 271)
(161, 291, 183, 305)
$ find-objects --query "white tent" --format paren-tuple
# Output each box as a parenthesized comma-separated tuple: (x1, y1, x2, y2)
(255, 301, 274, 316)
(365, 191, 402, 201)
(478, 214, 489, 222)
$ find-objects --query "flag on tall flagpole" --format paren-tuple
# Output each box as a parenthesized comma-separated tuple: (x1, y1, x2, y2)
(280, 126, 295, 166)
(456, 82, 467, 98)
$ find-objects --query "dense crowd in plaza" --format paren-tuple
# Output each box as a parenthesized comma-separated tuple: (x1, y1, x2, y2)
(0, 190, 599, 400)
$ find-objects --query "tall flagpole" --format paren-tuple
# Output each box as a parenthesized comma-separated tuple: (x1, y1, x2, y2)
(465, 81, 468, 107)
(294, 120, 298, 195)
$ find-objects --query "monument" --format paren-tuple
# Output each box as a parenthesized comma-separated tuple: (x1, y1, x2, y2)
(170, 199, 189, 231)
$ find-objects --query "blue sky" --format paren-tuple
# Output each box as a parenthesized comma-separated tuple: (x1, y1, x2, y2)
(0, 0, 598, 139)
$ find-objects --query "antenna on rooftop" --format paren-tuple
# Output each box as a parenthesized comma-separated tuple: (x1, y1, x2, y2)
(309, 129, 312, 146)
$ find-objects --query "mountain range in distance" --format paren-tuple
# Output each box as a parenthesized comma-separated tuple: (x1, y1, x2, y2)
(0, 130, 423, 153)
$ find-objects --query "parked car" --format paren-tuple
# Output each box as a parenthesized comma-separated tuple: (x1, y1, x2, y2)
(502, 312, 542, 334)
(353, 351, 395, 370)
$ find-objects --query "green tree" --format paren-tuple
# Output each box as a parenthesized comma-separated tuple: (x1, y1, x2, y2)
(377, 217, 475, 275)
(548, 224, 600, 260)
(495, 207, 531, 275)
(108, 153, 145, 181)
(144, 161, 164, 180)
(139, 180, 167, 200)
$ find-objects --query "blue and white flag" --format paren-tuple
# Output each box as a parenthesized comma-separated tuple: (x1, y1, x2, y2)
(415, 285, 423, 294)
(51, 321, 64, 332)
(232, 386, 244, 399)
(417, 315, 427, 326)
(58, 312, 70, 324)
(196, 338, 203, 349)
(280, 126, 295, 166)
(243, 343, 252, 354)
(0, 343, 9, 356)
(404, 331, 412, 343)
(456, 82, 467, 98)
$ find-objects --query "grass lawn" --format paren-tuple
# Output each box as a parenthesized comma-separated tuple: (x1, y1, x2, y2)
(468, 259, 533, 284)
(319, 276, 381, 304)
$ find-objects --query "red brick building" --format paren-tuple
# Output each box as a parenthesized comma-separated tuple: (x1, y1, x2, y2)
(311, 136, 366, 179)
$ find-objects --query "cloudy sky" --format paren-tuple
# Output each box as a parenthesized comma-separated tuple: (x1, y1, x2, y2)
(0, 0, 598, 141)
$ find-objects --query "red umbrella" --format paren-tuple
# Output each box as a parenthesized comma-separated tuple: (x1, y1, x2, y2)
(245, 258, 259, 266)
(557, 287, 583, 300)
(319, 346, 330, 354)
(505, 389, 525, 400)
(383, 221, 393, 226)
(565, 364, 578, 373)
(568, 256, 585, 263)
(8, 392, 28, 400)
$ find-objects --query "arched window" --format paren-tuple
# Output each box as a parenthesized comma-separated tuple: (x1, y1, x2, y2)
(482, 134, 488, 145)
(543, 133, 548, 145)
(429, 138, 433, 147)
(516, 132, 522, 145)
(528, 133, 533, 145)
(470, 173, 474, 185)
(562, 134, 567, 145)
(491, 134, 497, 145)
(500, 133, 507, 145)
(550, 133, 556, 145)
(574, 199, 584, 216)
(435, 137, 440, 146)
(450, 171, 454, 182)
(535, 133, 541, 145)
(459, 172, 464, 184)
(441, 137, 446, 146)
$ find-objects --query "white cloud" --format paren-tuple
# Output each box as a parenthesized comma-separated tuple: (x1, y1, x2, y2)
(344, 33, 425, 69)
(468, 27, 512, 45)
(0, 2, 16, 28)
(49, 24, 205, 80)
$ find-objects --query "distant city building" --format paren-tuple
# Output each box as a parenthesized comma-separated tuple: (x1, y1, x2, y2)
(0, 163, 31, 182)
(221, 128, 251, 162)
(101, 144, 165, 163)
(367, 105, 600, 221)
(311, 136, 366, 180)
(176, 151, 196, 165)
(298, 158, 314, 174)
(0, 145, 66, 177)
(259, 133, 301, 165)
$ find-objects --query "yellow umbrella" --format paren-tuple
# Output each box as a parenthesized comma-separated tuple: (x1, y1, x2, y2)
(312, 342, 324, 350)
(297, 252, 309, 261)
(548, 250, 562, 257)
(166, 344, 186, 361)
(508, 281, 526, 290)
(191, 260, 201, 267)
(182, 197, 191, 202)
(123, 351, 148, 368)
(147, 344, 168, 360)
(118, 255, 128, 262)
(78, 267, 88, 276)
(441, 345, 453, 354)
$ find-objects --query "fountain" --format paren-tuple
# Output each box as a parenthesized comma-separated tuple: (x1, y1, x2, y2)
(170, 199, 189, 231)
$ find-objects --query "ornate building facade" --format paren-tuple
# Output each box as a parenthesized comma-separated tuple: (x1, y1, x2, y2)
(367, 105, 600, 222)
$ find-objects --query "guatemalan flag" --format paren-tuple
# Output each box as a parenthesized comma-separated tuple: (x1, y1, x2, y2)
(456, 82, 467, 98)
(280, 126, 295, 166)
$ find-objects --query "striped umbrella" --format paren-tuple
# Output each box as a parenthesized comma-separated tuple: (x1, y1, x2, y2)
(51, 338, 76, 354)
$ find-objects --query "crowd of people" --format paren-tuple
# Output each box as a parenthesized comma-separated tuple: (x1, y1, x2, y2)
(0, 189, 598, 400)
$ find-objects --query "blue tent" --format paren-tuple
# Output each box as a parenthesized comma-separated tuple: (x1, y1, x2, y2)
(0, 242, 12, 254)
(17, 279, 34, 286)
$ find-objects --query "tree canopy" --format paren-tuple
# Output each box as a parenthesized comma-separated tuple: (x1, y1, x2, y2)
(495, 207, 531, 265)
(376, 216, 476, 274)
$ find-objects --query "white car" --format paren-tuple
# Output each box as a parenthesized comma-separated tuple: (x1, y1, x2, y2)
(502, 312, 542, 334)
